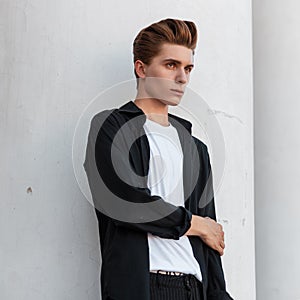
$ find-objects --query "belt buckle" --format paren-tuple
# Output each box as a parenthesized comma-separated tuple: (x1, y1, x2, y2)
(155, 270, 185, 276)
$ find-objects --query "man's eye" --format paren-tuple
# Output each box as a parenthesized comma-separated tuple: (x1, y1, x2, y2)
(167, 63, 176, 69)
(185, 67, 193, 74)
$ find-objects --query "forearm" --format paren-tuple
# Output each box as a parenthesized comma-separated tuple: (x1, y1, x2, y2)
(85, 111, 193, 239)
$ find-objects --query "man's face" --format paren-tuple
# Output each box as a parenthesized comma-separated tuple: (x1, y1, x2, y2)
(140, 43, 194, 106)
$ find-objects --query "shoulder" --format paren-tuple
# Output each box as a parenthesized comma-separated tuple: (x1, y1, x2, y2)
(192, 136, 208, 153)
(91, 108, 119, 127)
(90, 101, 145, 131)
(90, 107, 131, 137)
(191, 136, 212, 168)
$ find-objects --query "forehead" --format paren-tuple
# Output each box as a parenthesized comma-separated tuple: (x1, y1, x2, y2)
(154, 43, 194, 63)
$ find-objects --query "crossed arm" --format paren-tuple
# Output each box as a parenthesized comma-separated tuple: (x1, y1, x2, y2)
(85, 111, 225, 255)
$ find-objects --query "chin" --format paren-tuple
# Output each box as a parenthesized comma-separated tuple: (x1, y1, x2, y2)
(160, 97, 182, 106)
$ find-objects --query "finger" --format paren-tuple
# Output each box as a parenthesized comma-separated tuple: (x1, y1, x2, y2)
(217, 246, 224, 256)
(220, 241, 225, 249)
(220, 244, 225, 255)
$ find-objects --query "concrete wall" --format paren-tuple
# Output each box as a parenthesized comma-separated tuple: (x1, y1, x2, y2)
(253, 0, 300, 299)
(0, 1, 254, 299)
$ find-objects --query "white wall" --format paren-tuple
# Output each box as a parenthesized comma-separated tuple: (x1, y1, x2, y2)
(253, 1, 300, 299)
(0, 1, 254, 299)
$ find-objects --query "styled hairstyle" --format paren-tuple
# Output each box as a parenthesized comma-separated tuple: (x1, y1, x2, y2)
(133, 18, 198, 78)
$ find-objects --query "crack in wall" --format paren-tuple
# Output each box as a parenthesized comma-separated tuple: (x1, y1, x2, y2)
(208, 109, 244, 125)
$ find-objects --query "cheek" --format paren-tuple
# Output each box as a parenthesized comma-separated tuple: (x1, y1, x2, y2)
(146, 66, 172, 79)
(145, 77, 172, 90)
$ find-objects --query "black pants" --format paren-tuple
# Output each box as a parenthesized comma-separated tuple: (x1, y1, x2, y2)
(150, 272, 204, 300)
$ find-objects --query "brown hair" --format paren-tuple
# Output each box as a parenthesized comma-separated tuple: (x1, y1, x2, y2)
(133, 18, 198, 78)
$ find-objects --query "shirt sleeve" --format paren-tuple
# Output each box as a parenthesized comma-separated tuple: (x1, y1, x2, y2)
(83, 110, 192, 240)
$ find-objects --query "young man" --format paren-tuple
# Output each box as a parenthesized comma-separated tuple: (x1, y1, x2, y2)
(84, 18, 233, 300)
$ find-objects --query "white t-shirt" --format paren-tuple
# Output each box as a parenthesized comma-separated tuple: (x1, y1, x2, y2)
(143, 118, 202, 282)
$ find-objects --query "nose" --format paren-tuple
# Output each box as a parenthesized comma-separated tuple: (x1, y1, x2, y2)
(175, 68, 188, 84)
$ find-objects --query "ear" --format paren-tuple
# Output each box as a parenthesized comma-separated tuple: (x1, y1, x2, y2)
(134, 60, 146, 79)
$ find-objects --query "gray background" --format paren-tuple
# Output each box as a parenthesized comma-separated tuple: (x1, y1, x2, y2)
(1, 0, 296, 299)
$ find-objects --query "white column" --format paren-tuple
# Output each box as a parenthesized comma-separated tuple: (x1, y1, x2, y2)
(253, 0, 300, 299)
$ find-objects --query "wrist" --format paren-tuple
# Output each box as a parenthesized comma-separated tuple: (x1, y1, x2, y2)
(185, 215, 205, 237)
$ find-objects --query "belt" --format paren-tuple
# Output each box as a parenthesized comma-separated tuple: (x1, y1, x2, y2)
(150, 271, 203, 300)
(150, 270, 185, 276)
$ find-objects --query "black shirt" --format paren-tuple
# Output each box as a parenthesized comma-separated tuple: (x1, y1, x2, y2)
(84, 100, 233, 300)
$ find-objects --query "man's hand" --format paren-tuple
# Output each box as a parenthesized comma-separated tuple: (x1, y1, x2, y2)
(185, 215, 225, 256)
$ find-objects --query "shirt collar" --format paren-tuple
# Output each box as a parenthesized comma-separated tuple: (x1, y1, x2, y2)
(118, 100, 192, 133)
(118, 100, 144, 115)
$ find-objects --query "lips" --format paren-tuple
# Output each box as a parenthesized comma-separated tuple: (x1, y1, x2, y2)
(170, 89, 184, 95)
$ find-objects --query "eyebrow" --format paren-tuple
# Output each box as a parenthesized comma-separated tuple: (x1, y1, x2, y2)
(162, 58, 194, 68)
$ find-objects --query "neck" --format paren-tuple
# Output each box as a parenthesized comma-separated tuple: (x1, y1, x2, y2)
(134, 98, 169, 126)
